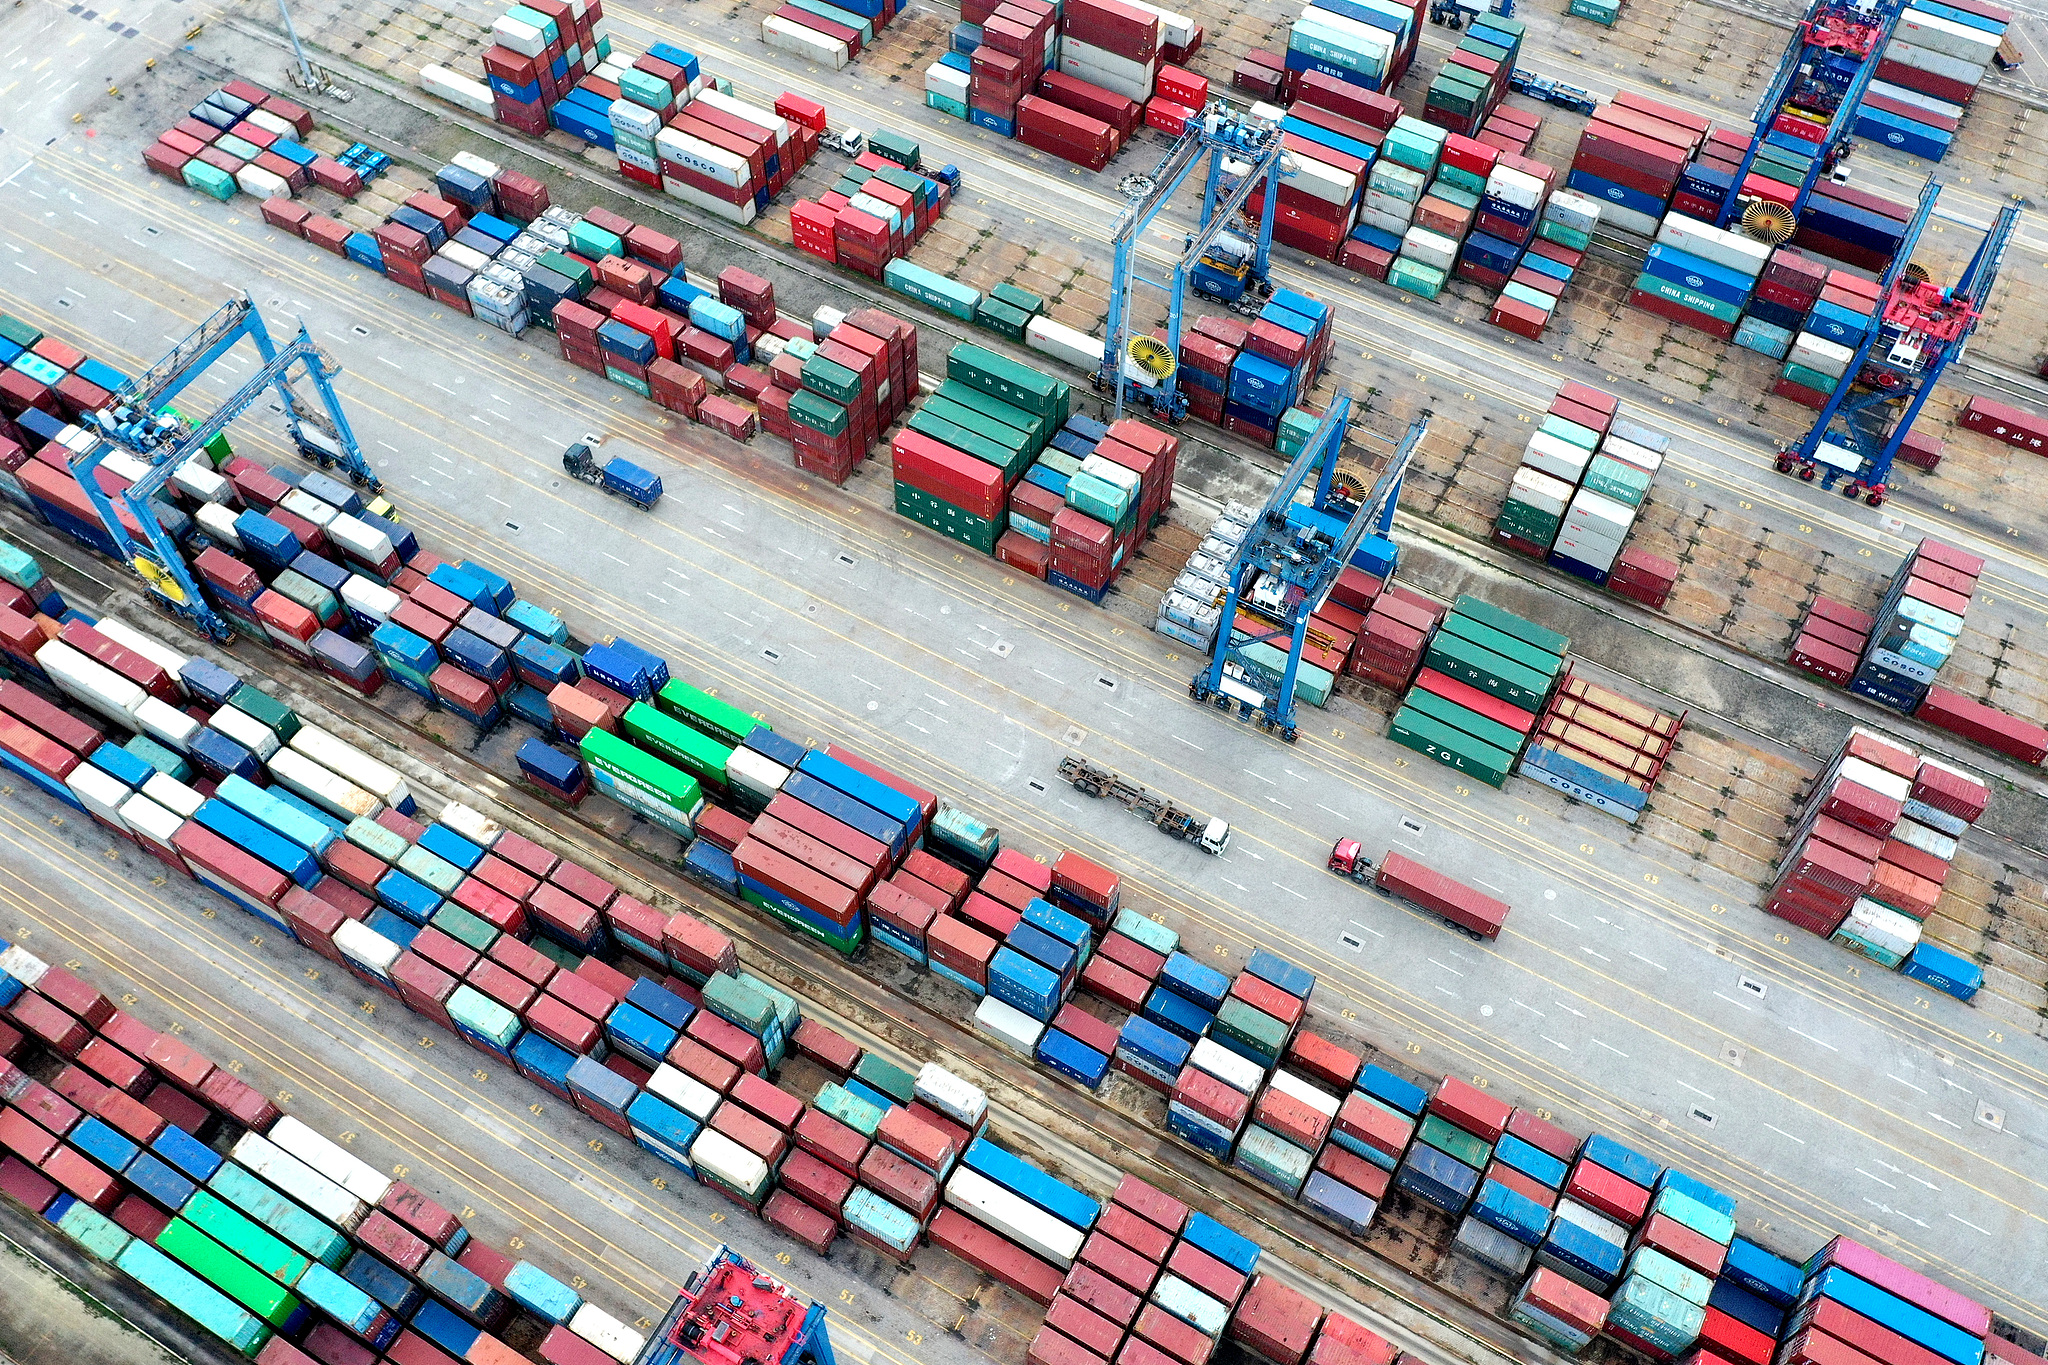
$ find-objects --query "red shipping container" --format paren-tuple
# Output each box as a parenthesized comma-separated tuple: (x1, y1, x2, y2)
(1565, 1157, 1650, 1225)
(931, 1207, 1064, 1305)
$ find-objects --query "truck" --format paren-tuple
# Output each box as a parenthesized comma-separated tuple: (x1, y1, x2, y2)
(1333, 845, 1509, 940)
(563, 435, 663, 511)
(1056, 755, 1231, 854)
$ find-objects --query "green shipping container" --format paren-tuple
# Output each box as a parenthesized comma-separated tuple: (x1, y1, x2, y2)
(229, 686, 301, 742)
(868, 128, 921, 168)
(1460, 36, 1511, 64)
(932, 381, 1051, 449)
(1389, 260, 1446, 301)
(991, 282, 1043, 316)
(1436, 163, 1486, 195)
(739, 885, 864, 954)
(623, 702, 734, 789)
(1387, 705, 1517, 788)
(449, 985, 522, 1048)
(655, 678, 760, 749)
(790, 0, 872, 39)
(1782, 361, 1841, 393)
(1452, 596, 1570, 657)
(57, 1201, 133, 1263)
(975, 297, 1032, 341)
(1439, 611, 1564, 678)
(1541, 414, 1601, 451)
(206, 1164, 351, 1268)
(1236, 1125, 1313, 1197)
(894, 481, 1001, 554)
(908, 410, 1034, 482)
(1632, 273, 1742, 325)
(155, 1218, 306, 1328)
(1418, 1113, 1494, 1170)
(1582, 454, 1652, 506)
(398, 843, 463, 896)
(569, 221, 624, 262)
(539, 251, 594, 295)
(945, 343, 1069, 423)
(927, 90, 969, 120)
(853, 1053, 918, 1105)
(580, 727, 705, 833)
(799, 354, 864, 406)
(430, 904, 500, 956)
(702, 971, 780, 1038)
(1568, 0, 1621, 23)
(1213, 997, 1290, 1060)
(1540, 220, 1592, 251)
(790, 390, 851, 438)
(271, 570, 340, 625)
(1404, 685, 1529, 758)
(885, 260, 980, 321)
(180, 1190, 314, 1286)
(1234, 640, 1335, 706)
(1115, 908, 1179, 956)
(1425, 634, 1556, 713)
(117, 1241, 273, 1357)
(604, 369, 652, 399)
(814, 1081, 886, 1135)
(183, 160, 238, 202)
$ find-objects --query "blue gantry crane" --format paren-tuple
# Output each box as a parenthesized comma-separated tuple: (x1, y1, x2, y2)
(1191, 399, 1431, 742)
(1098, 102, 1291, 424)
(1716, 0, 1906, 234)
(71, 292, 378, 642)
(1776, 187, 2020, 505)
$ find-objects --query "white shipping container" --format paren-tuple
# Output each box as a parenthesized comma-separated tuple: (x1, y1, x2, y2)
(36, 641, 147, 726)
(267, 747, 383, 822)
(236, 165, 292, 200)
(1542, 189, 1603, 234)
(1522, 431, 1593, 483)
(437, 802, 502, 849)
(244, 109, 295, 138)
(1079, 455, 1141, 493)
(171, 459, 235, 506)
(328, 515, 397, 569)
(1602, 437, 1663, 477)
(421, 64, 495, 117)
(1357, 205, 1413, 236)
(492, 15, 548, 55)
(89, 618, 191, 687)
(1790, 332, 1854, 378)
(926, 62, 971, 97)
(1895, 9, 2001, 63)
(198, 502, 244, 548)
(1554, 1197, 1627, 1246)
(279, 489, 338, 528)
(1565, 488, 1636, 537)
(915, 1063, 989, 1129)
(440, 241, 490, 274)
(1369, 160, 1425, 199)
(1286, 152, 1360, 206)
(656, 128, 749, 188)
(119, 793, 185, 849)
(1510, 466, 1576, 514)
(143, 773, 205, 818)
(570, 1305, 645, 1365)
(1123, 0, 1193, 46)
(1883, 39, 1983, 85)
(1189, 1038, 1264, 1094)
(608, 98, 664, 139)
(231, 1132, 369, 1229)
(1600, 202, 1663, 239)
(1059, 40, 1157, 102)
(1836, 756, 1914, 802)
(1548, 535, 1620, 570)
(690, 1128, 771, 1195)
(289, 725, 412, 812)
(1401, 226, 1459, 272)
(1298, 8, 1396, 56)
(1266, 1068, 1341, 1117)
(649, 1064, 723, 1120)
(66, 765, 133, 832)
(944, 1167, 1087, 1266)
(209, 706, 281, 761)
(339, 576, 401, 626)
(1485, 165, 1546, 209)
(1654, 214, 1771, 277)
(695, 89, 793, 143)
(136, 698, 202, 753)
(0, 944, 48, 986)
(451, 150, 501, 180)
(1866, 79, 1966, 119)
(974, 996, 1046, 1056)
(1026, 315, 1108, 371)
(271, 1116, 396, 1206)
(1843, 898, 1923, 954)
(334, 919, 402, 980)
(725, 748, 788, 806)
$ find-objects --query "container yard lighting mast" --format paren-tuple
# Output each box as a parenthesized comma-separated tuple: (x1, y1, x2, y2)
(1098, 102, 1290, 424)
(1717, 0, 1905, 236)
(1192, 399, 1430, 742)
(1775, 186, 2018, 506)
(71, 292, 377, 643)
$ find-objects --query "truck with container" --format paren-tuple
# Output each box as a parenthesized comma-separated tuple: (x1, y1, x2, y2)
(562, 436, 663, 511)
(1368, 850, 1511, 940)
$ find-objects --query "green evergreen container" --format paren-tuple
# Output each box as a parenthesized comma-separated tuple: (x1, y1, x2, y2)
(655, 679, 760, 749)
(580, 727, 705, 834)
(1496, 503, 1562, 543)
(622, 702, 733, 789)
(1387, 706, 1516, 788)
(739, 885, 864, 954)
(540, 251, 594, 295)
(931, 381, 1051, 449)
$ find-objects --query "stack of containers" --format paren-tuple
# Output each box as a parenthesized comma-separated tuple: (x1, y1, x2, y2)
(1517, 668, 1683, 824)
(141, 81, 352, 205)
(1215, 293, 1336, 448)
(1492, 384, 1669, 587)
(1284, 0, 1424, 97)
(1733, 245, 1828, 363)
(1392, 1076, 1508, 1227)
(1781, 1238, 1992, 1365)
(1057, 0, 1163, 114)
(482, 0, 611, 138)
(1767, 728, 1989, 983)
(762, 0, 900, 71)
(939, 1133, 1098, 1286)
(1795, 181, 1916, 275)
(1024, 1174, 1172, 1364)
(1851, 538, 1981, 714)
(959, 0, 1060, 137)
(1387, 597, 1563, 790)
(1250, 105, 1375, 263)
(1346, 584, 1440, 691)
(1077, 909, 1176, 1022)
(1142, 64, 1210, 136)
(1484, 188, 1596, 339)
(893, 343, 1068, 559)
(1154, 503, 1253, 651)
(1788, 594, 1874, 688)
(1631, 214, 1771, 341)
(1568, 95, 1707, 238)
(1423, 16, 1524, 137)
(1864, 0, 2009, 159)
